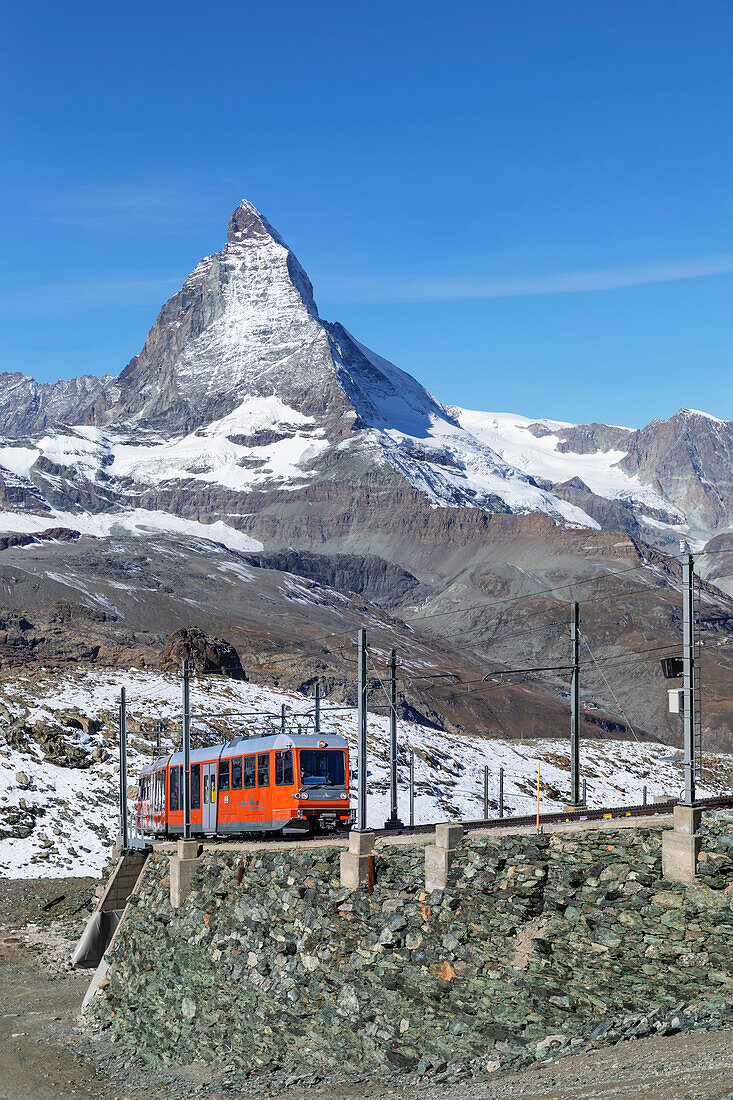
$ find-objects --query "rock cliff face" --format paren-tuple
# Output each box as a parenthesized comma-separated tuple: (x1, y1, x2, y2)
(0, 372, 107, 438)
(619, 409, 733, 530)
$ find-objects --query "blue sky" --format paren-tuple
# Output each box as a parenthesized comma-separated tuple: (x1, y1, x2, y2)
(1, 0, 732, 426)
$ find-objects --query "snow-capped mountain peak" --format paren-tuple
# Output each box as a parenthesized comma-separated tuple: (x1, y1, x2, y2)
(0, 200, 732, 552)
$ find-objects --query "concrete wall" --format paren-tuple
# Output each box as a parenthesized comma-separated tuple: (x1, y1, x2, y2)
(97, 851, 148, 913)
(88, 812, 733, 1091)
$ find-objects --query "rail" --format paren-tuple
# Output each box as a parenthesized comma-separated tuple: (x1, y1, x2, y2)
(121, 792, 733, 851)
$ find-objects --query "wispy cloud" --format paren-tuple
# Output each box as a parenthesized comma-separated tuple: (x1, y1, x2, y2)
(39, 182, 221, 231)
(314, 253, 733, 304)
(0, 275, 181, 313)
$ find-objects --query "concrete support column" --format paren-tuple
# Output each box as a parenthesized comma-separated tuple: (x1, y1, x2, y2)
(339, 830, 375, 891)
(170, 838, 201, 909)
(425, 823, 463, 892)
(662, 804, 702, 884)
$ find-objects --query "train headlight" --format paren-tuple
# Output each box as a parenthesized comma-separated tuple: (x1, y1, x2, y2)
(339, 792, 348, 800)
(300, 792, 309, 800)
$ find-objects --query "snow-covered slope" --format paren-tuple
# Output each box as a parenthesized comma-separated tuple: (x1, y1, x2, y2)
(2, 667, 732, 878)
(454, 409, 680, 516)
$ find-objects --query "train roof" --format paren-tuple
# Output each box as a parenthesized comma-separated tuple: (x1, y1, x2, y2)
(139, 731, 348, 775)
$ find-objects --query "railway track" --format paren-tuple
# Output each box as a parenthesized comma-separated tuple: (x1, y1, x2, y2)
(149, 793, 733, 849)
(374, 792, 733, 838)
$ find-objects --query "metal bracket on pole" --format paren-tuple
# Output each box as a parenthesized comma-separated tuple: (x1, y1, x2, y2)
(182, 660, 191, 841)
(119, 687, 128, 851)
(385, 649, 404, 829)
(356, 628, 368, 831)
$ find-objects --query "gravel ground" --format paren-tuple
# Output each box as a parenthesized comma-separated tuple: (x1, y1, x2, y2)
(2, 877, 733, 1100)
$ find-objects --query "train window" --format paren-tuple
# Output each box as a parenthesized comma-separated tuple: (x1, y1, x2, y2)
(191, 764, 201, 810)
(219, 759, 230, 792)
(275, 750, 294, 785)
(231, 757, 242, 790)
(243, 755, 255, 788)
(257, 752, 270, 787)
(299, 749, 345, 786)
(169, 765, 180, 811)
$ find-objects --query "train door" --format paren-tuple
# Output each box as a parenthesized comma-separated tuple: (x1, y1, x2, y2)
(256, 751, 271, 829)
(201, 761, 218, 833)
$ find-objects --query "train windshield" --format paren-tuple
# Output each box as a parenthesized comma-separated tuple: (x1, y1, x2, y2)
(299, 749, 345, 786)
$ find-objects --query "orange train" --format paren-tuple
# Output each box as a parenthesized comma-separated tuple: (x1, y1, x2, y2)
(136, 731, 351, 837)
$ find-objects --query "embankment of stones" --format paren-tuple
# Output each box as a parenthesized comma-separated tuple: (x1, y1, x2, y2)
(87, 813, 733, 1090)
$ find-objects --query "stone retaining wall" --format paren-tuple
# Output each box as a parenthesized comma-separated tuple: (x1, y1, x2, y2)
(88, 812, 733, 1090)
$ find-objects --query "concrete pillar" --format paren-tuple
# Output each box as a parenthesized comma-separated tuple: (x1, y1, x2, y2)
(662, 804, 702, 884)
(425, 823, 463, 892)
(170, 838, 201, 909)
(562, 801, 586, 813)
(339, 830, 375, 891)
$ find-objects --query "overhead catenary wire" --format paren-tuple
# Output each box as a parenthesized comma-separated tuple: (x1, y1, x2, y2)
(580, 632, 640, 743)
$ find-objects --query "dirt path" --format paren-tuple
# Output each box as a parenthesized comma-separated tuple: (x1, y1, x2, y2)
(0, 877, 123, 1100)
(384, 1031, 733, 1100)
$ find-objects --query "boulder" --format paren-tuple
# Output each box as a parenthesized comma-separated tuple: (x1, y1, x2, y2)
(159, 628, 246, 679)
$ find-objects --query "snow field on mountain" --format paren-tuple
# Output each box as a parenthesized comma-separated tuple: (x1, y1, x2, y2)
(2, 667, 731, 879)
(455, 408, 685, 518)
(374, 418, 600, 525)
(0, 507, 263, 553)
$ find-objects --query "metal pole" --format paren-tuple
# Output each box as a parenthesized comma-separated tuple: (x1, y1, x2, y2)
(569, 602, 582, 805)
(499, 767, 504, 818)
(356, 628, 368, 831)
(483, 765, 489, 819)
(281, 704, 286, 733)
(119, 688, 128, 851)
(182, 660, 191, 841)
(314, 683, 321, 733)
(385, 649, 403, 828)
(582, 777, 587, 804)
(643, 784, 647, 807)
(682, 553, 696, 805)
(156, 722, 161, 753)
(407, 748, 413, 827)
